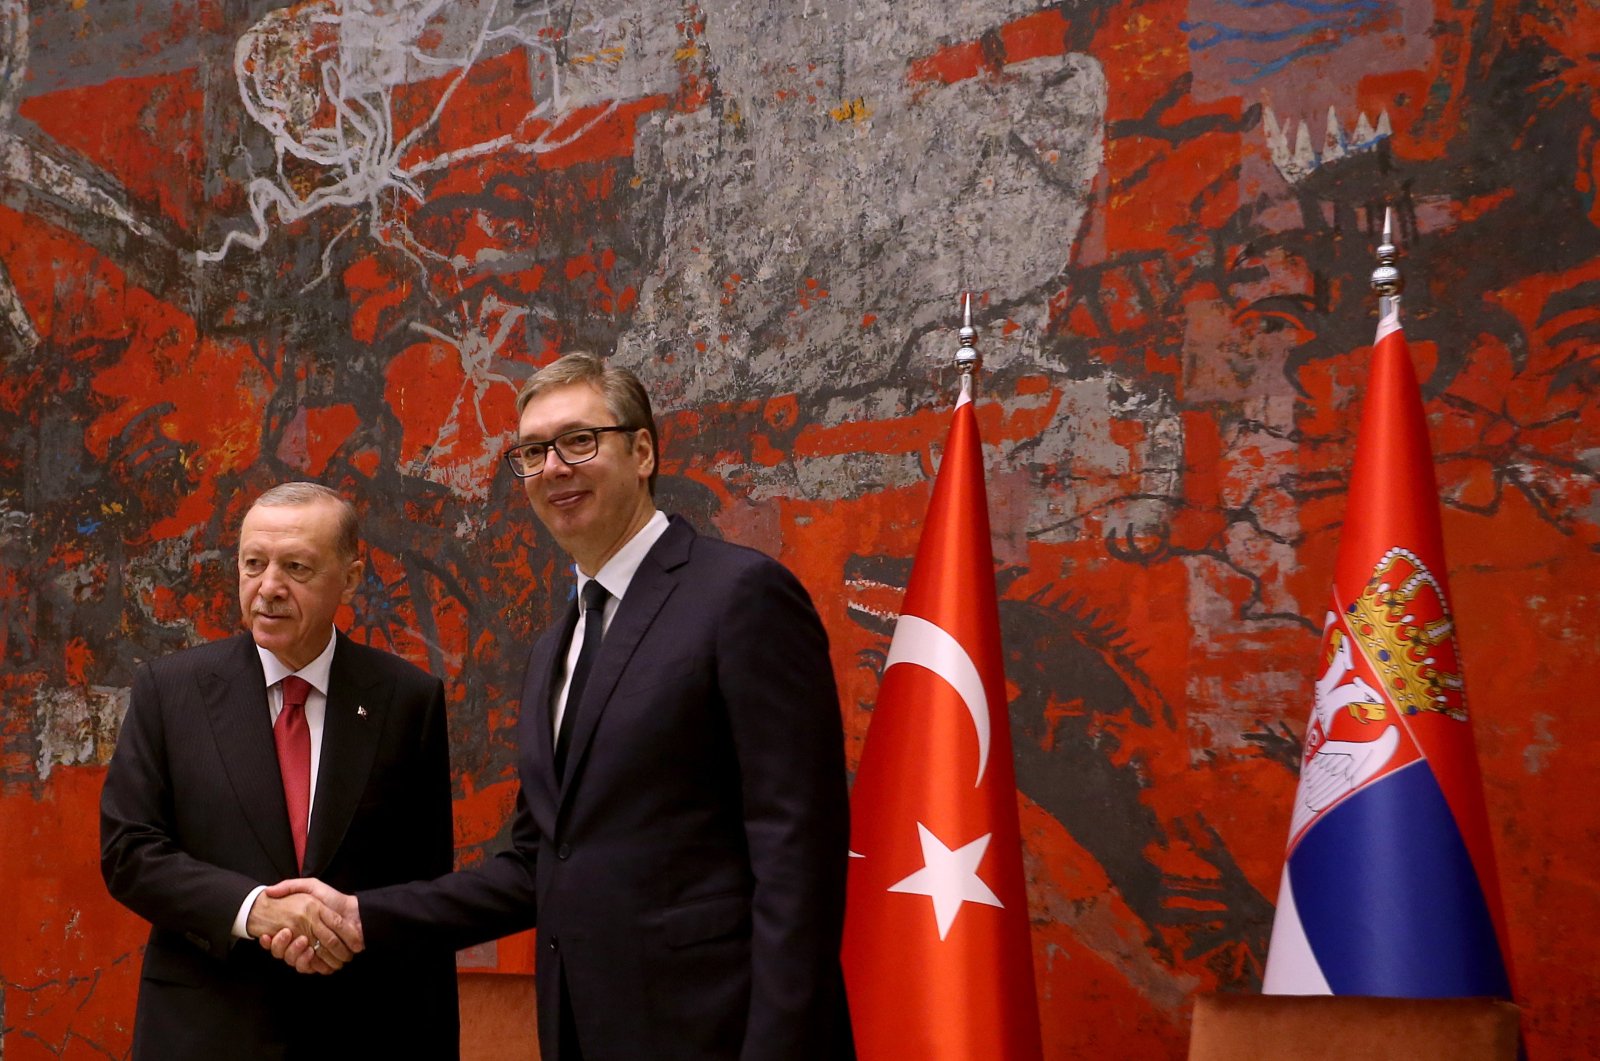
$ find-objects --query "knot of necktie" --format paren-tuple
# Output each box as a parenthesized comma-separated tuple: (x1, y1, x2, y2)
(280, 674, 313, 712)
(581, 579, 610, 616)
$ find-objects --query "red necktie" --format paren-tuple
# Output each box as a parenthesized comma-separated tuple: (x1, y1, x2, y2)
(274, 675, 313, 869)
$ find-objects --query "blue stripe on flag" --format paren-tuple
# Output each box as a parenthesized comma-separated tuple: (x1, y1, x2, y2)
(1288, 761, 1510, 997)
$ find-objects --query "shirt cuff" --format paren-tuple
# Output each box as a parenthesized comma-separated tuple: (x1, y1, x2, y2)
(233, 885, 269, 940)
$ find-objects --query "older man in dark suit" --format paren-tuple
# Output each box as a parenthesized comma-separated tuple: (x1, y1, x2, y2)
(269, 354, 855, 1060)
(100, 482, 458, 1060)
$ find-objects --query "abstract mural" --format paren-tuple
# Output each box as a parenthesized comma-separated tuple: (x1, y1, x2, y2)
(1, 0, 1596, 1056)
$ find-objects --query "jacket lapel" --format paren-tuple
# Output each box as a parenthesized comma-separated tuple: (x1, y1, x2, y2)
(521, 605, 576, 831)
(303, 632, 388, 875)
(557, 517, 693, 807)
(200, 633, 298, 876)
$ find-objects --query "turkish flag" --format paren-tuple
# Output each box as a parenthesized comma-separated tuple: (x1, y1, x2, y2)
(842, 377, 1043, 1060)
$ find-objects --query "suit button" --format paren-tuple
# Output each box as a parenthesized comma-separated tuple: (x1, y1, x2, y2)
(548, 937, 559, 952)
(557, 844, 571, 860)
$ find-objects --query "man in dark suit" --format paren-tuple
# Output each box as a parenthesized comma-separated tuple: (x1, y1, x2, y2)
(267, 354, 854, 1060)
(100, 482, 458, 1060)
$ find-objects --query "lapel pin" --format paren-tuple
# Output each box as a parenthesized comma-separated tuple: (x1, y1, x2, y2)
(356, 706, 368, 719)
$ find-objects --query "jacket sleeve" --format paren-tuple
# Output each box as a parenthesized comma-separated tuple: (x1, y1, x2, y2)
(358, 781, 541, 953)
(717, 557, 853, 1060)
(100, 661, 261, 959)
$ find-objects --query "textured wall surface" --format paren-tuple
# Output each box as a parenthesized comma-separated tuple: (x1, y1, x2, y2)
(2, 0, 1597, 1057)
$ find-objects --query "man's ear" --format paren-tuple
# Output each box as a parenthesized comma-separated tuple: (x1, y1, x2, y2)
(633, 430, 656, 483)
(340, 559, 365, 604)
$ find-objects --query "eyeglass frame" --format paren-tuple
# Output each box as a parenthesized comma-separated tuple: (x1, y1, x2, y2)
(502, 425, 639, 478)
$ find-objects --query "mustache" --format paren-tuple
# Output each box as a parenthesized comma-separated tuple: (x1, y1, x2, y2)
(252, 606, 295, 619)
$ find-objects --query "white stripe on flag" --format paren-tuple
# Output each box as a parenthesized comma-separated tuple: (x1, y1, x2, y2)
(1262, 863, 1333, 995)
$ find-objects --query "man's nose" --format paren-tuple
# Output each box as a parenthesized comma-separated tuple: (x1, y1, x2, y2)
(543, 448, 576, 476)
(258, 565, 289, 595)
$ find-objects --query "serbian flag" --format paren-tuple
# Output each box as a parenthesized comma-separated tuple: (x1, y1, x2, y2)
(1262, 297, 1513, 998)
(842, 374, 1043, 1060)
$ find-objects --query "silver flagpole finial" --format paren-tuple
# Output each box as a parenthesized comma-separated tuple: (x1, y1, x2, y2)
(1370, 206, 1404, 315)
(954, 292, 980, 376)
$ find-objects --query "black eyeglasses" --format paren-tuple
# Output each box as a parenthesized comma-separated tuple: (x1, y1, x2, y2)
(503, 426, 637, 478)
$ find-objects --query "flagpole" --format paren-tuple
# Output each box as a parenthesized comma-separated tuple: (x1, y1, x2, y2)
(1371, 206, 1403, 317)
(955, 292, 978, 403)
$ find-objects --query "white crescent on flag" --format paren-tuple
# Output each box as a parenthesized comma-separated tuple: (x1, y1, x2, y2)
(883, 614, 991, 787)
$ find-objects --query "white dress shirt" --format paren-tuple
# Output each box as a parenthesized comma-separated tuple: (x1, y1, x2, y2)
(551, 509, 670, 740)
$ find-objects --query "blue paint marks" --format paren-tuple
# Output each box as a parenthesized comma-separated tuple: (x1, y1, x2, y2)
(1181, 0, 1392, 85)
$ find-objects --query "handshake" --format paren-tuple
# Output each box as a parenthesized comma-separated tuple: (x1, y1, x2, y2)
(245, 879, 363, 974)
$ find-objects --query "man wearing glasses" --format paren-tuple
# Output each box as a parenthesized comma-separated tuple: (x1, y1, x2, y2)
(267, 353, 855, 1060)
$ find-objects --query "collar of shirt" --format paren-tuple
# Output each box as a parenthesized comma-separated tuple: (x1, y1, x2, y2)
(578, 509, 669, 623)
(553, 510, 668, 741)
(257, 628, 338, 697)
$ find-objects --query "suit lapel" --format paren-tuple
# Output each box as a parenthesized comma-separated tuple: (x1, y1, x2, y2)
(201, 634, 298, 875)
(304, 633, 388, 874)
(521, 604, 576, 829)
(558, 518, 693, 806)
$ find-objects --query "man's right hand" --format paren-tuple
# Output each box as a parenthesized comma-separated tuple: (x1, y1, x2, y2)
(253, 879, 364, 974)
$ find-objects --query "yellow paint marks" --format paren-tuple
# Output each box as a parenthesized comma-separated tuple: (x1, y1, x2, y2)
(674, 44, 699, 62)
(829, 97, 871, 122)
(570, 46, 626, 66)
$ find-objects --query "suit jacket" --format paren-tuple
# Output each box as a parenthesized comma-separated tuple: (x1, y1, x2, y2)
(101, 631, 458, 1061)
(360, 516, 855, 1061)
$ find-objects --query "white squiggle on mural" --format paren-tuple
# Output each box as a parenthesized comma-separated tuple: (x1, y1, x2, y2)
(408, 295, 524, 433)
(401, 294, 526, 498)
(198, 0, 621, 268)
(198, 0, 641, 492)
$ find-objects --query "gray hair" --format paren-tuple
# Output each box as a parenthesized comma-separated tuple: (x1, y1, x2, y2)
(249, 482, 361, 560)
(515, 352, 660, 494)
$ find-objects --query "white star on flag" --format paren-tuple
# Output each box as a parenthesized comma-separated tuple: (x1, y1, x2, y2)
(887, 822, 1004, 940)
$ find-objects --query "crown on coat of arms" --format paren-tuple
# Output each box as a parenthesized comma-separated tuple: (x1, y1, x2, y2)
(1346, 547, 1468, 722)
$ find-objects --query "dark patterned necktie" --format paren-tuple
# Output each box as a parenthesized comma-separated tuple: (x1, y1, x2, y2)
(555, 580, 610, 778)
